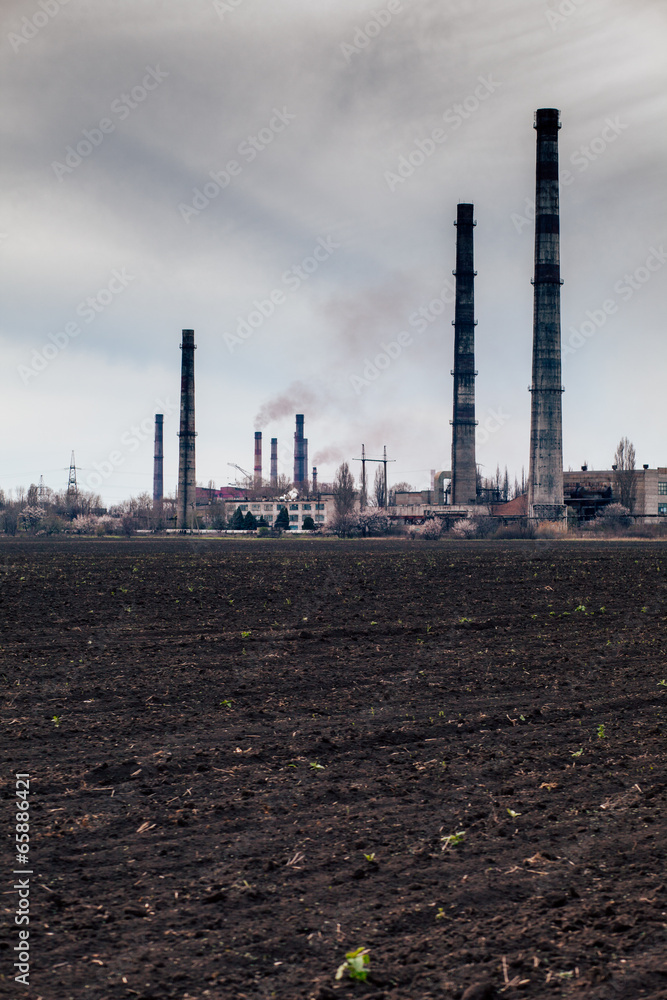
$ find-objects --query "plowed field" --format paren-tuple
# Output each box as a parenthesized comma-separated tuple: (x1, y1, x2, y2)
(1, 538, 666, 1000)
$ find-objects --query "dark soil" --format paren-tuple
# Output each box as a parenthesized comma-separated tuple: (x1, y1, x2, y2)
(1, 538, 666, 1000)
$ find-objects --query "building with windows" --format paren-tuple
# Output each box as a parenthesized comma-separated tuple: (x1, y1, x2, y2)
(562, 467, 667, 521)
(222, 497, 333, 529)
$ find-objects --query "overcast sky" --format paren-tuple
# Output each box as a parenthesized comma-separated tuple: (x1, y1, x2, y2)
(2, 0, 666, 504)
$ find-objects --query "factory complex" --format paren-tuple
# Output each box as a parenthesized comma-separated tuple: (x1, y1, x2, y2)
(150, 109, 664, 533)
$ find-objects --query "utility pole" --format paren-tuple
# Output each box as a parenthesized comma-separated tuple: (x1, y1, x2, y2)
(354, 447, 395, 509)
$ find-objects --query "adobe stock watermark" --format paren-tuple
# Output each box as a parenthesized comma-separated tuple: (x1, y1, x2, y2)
(8, 0, 70, 54)
(178, 107, 296, 223)
(340, 0, 404, 64)
(350, 276, 456, 394)
(51, 66, 169, 180)
(17, 268, 135, 385)
(512, 116, 629, 234)
(476, 405, 510, 446)
(83, 398, 177, 492)
(213, 0, 244, 19)
(385, 75, 501, 192)
(545, 0, 587, 31)
(563, 245, 666, 358)
(223, 235, 340, 353)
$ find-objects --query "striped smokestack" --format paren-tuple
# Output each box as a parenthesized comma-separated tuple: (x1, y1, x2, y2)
(177, 329, 197, 530)
(153, 414, 164, 511)
(450, 202, 478, 506)
(528, 109, 565, 520)
(294, 414, 305, 486)
(270, 438, 278, 488)
(254, 431, 262, 489)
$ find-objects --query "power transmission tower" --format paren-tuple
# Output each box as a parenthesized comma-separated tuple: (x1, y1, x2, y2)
(67, 451, 79, 504)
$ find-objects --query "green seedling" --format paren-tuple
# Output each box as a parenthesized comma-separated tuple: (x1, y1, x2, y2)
(241, 630, 251, 638)
(310, 762, 325, 770)
(575, 604, 586, 612)
(459, 617, 471, 623)
(441, 831, 465, 850)
(519, 714, 526, 722)
(571, 748, 584, 757)
(370, 620, 377, 625)
(363, 852, 376, 862)
(435, 906, 446, 920)
(335, 946, 370, 982)
(220, 699, 233, 709)
(51, 715, 61, 727)
(507, 807, 521, 819)
(658, 680, 667, 687)
(597, 724, 606, 739)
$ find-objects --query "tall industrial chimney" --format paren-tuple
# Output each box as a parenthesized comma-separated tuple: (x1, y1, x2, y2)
(294, 414, 305, 486)
(153, 414, 164, 511)
(451, 202, 478, 506)
(312, 466, 317, 492)
(254, 431, 262, 489)
(528, 109, 565, 519)
(177, 329, 197, 530)
(270, 438, 278, 488)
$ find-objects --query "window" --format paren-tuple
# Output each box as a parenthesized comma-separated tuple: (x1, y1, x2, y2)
(264, 504, 273, 511)
(316, 503, 325, 510)
(302, 503, 311, 510)
(315, 515, 325, 522)
(251, 504, 261, 510)
(289, 515, 298, 522)
(239, 505, 248, 511)
(265, 514, 274, 521)
(659, 504, 667, 515)
(658, 482, 667, 495)
(290, 503, 298, 510)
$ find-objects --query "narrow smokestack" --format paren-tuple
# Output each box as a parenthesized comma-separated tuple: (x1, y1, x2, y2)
(451, 202, 477, 505)
(270, 437, 278, 488)
(528, 109, 565, 519)
(312, 466, 317, 492)
(294, 414, 305, 485)
(254, 431, 262, 489)
(153, 414, 164, 510)
(303, 436, 309, 491)
(177, 329, 197, 530)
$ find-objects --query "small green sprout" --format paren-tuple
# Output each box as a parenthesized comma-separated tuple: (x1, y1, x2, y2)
(363, 852, 376, 862)
(441, 831, 465, 850)
(575, 604, 586, 612)
(571, 748, 584, 757)
(310, 762, 325, 770)
(370, 620, 377, 625)
(658, 679, 667, 687)
(435, 906, 446, 920)
(335, 946, 370, 982)
(459, 617, 471, 623)
(519, 714, 526, 722)
(241, 630, 251, 638)
(51, 715, 61, 727)
(507, 807, 521, 819)
(597, 724, 606, 739)
(220, 699, 233, 709)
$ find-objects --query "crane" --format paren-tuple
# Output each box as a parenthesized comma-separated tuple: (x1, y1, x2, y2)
(227, 462, 253, 485)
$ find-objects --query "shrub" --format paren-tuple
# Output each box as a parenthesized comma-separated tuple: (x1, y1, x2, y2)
(493, 521, 536, 539)
(415, 519, 443, 540)
(599, 503, 632, 530)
